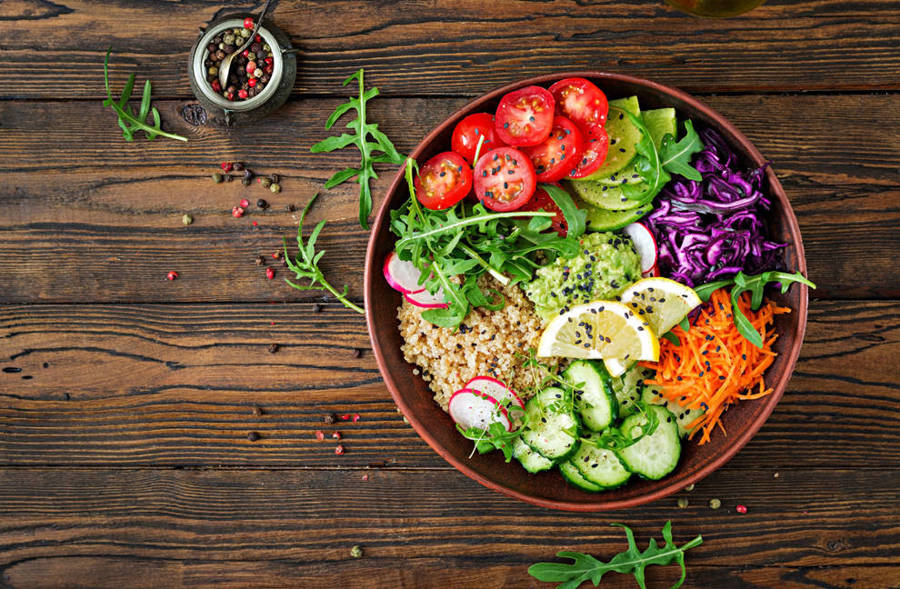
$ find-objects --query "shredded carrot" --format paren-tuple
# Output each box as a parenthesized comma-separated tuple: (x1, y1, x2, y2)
(639, 288, 790, 445)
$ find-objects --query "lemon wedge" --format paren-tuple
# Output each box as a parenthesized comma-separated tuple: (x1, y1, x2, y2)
(537, 300, 659, 362)
(620, 277, 702, 336)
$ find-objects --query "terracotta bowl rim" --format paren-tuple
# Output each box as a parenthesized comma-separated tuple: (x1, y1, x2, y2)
(365, 71, 809, 511)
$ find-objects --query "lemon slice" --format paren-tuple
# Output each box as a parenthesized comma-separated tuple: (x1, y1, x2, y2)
(603, 357, 630, 378)
(537, 300, 659, 362)
(620, 277, 702, 336)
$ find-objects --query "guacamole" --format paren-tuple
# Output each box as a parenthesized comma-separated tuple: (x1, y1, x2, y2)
(525, 232, 642, 319)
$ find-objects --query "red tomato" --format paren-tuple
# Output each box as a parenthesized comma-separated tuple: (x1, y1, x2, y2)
(519, 184, 570, 236)
(567, 125, 610, 179)
(473, 147, 536, 211)
(451, 113, 505, 164)
(494, 86, 556, 147)
(415, 151, 473, 210)
(519, 116, 583, 183)
(548, 77, 609, 131)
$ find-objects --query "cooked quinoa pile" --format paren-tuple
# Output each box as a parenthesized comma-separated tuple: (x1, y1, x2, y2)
(398, 276, 557, 411)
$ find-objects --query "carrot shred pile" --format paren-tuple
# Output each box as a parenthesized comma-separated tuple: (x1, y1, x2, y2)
(639, 287, 791, 445)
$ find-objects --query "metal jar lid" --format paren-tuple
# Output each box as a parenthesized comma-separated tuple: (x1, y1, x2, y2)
(189, 15, 297, 125)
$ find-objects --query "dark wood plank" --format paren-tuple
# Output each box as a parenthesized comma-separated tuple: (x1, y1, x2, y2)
(1, 300, 896, 468)
(0, 467, 896, 589)
(1, 0, 899, 99)
(1, 95, 897, 303)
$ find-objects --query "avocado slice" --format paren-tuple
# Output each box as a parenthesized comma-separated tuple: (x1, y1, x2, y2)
(572, 191, 652, 231)
(574, 96, 642, 181)
(569, 179, 642, 211)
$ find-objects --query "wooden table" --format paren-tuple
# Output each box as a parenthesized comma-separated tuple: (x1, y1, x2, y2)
(1, 1, 898, 587)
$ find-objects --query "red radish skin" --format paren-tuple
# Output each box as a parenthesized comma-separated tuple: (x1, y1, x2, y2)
(642, 265, 661, 278)
(404, 289, 448, 309)
(448, 389, 512, 432)
(383, 251, 426, 295)
(465, 376, 526, 411)
(624, 222, 658, 274)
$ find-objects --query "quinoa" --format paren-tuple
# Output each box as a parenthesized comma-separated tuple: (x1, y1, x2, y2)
(398, 275, 557, 412)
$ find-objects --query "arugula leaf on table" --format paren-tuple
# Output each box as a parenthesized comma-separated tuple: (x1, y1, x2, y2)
(283, 193, 364, 314)
(658, 120, 704, 181)
(102, 48, 187, 142)
(528, 521, 703, 589)
(694, 270, 816, 347)
(311, 69, 405, 229)
(457, 421, 520, 462)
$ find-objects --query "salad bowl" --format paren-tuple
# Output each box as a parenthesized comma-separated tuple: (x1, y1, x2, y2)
(364, 72, 808, 511)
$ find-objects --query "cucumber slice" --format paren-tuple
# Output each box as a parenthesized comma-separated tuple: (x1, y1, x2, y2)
(571, 433, 632, 489)
(521, 387, 580, 461)
(559, 460, 603, 492)
(610, 364, 655, 418)
(564, 360, 617, 432)
(568, 179, 644, 211)
(579, 200, 652, 232)
(513, 436, 553, 473)
(576, 97, 642, 181)
(641, 385, 705, 438)
(642, 107, 677, 147)
(618, 405, 681, 480)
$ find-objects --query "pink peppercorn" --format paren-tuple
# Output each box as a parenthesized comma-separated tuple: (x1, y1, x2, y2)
(352, 414, 361, 423)
(246, 61, 256, 74)
(243, 17, 254, 29)
(238, 89, 249, 99)
(166, 271, 178, 281)
(240, 198, 250, 208)
(314, 430, 324, 441)
(248, 78, 257, 88)
(362, 474, 369, 481)
(335, 445, 345, 455)
(332, 432, 341, 440)
(265, 267, 275, 280)
(221, 162, 233, 172)
(736, 504, 748, 514)
(232, 206, 245, 218)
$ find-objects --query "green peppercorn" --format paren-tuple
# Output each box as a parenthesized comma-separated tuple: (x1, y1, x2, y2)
(269, 183, 281, 193)
(263, 43, 271, 51)
(240, 28, 251, 38)
(709, 498, 721, 509)
(182, 214, 193, 225)
(350, 545, 363, 559)
(260, 177, 272, 189)
(208, 66, 218, 76)
(685, 484, 695, 492)
(677, 498, 689, 509)
(212, 172, 223, 183)
(223, 34, 235, 45)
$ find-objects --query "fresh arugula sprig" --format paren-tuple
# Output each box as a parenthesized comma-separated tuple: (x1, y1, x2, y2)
(582, 401, 659, 451)
(283, 193, 364, 314)
(621, 113, 703, 203)
(311, 69, 405, 229)
(693, 270, 815, 347)
(658, 120, 704, 181)
(102, 49, 187, 142)
(457, 421, 521, 462)
(528, 521, 703, 589)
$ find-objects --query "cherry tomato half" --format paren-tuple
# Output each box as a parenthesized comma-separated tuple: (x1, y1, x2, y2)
(415, 151, 473, 210)
(519, 184, 570, 236)
(567, 125, 610, 180)
(548, 77, 609, 131)
(494, 86, 556, 147)
(451, 113, 505, 164)
(520, 116, 583, 183)
(473, 147, 536, 212)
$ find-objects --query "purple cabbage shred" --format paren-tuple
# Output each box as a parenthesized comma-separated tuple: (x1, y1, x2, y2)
(645, 128, 786, 286)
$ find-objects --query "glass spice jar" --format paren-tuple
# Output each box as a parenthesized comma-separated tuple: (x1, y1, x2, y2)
(188, 14, 296, 125)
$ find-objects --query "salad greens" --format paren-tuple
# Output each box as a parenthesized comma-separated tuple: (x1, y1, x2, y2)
(457, 421, 520, 462)
(658, 120, 705, 182)
(528, 521, 703, 589)
(391, 160, 586, 329)
(311, 69, 405, 229)
(694, 270, 816, 347)
(102, 49, 187, 142)
(283, 193, 364, 314)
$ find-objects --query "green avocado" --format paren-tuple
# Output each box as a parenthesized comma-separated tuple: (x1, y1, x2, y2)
(569, 179, 642, 211)
(575, 96, 642, 181)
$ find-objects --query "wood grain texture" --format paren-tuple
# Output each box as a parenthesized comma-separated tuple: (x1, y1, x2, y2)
(1, 95, 897, 303)
(0, 467, 897, 589)
(1, 300, 896, 468)
(1, 0, 899, 100)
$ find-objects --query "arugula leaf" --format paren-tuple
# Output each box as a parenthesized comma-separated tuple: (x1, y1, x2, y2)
(619, 110, 670, 204)
(283, 193, 364, 314)
(694, 270, 816, 347)
(311, 69, 405, 229)
(528, 521, 703, 589)
(102, 49, 187, 142)
(540, 183, 587, 239)
(658, 120, 704, 181)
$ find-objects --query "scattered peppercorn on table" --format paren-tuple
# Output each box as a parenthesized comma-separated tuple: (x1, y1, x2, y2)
(1, 1, 898, 588)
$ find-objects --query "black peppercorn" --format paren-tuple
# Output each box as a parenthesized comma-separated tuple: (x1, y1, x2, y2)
(352, 348, 362, 359)
(252, 405, 264, 416)
(287, 203, 296, 212)
(257, 198, 268, 209)
(247, 431, 260, 441)
(268, 343, 279, 353)
(241, 176, 252, 186)
(224, 174, 234, 182)
(271, 173, 280, 184)
(255, 255, 265, 266)
(233, 162, 244, 171)
(324, 414, 336, 425)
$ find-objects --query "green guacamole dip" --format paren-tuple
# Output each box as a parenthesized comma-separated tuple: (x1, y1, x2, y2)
(525, 232, 642, 320)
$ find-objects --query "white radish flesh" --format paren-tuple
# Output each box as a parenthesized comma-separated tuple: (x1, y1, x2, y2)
(448, 389, 512, 431)
(465, 376, 526, 411)
(404, 288, 448, 309)
(383, 251, 426, 294)
(624, 222, 658, 274)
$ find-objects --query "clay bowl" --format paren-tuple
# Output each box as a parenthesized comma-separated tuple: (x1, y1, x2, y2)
(365, 72, 808, 511)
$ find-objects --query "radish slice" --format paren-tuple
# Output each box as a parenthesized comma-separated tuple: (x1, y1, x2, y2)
(404, 288, 448, 309)
(623, 222, 658, 274)
(642, 264, 660, 278)
(383, 251, 425, 295)
(465, 376, 526, 412)
(448, 389, 512, 432)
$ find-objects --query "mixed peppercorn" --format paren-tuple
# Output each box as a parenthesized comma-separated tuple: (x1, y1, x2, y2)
(204, 18, 274, 101)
